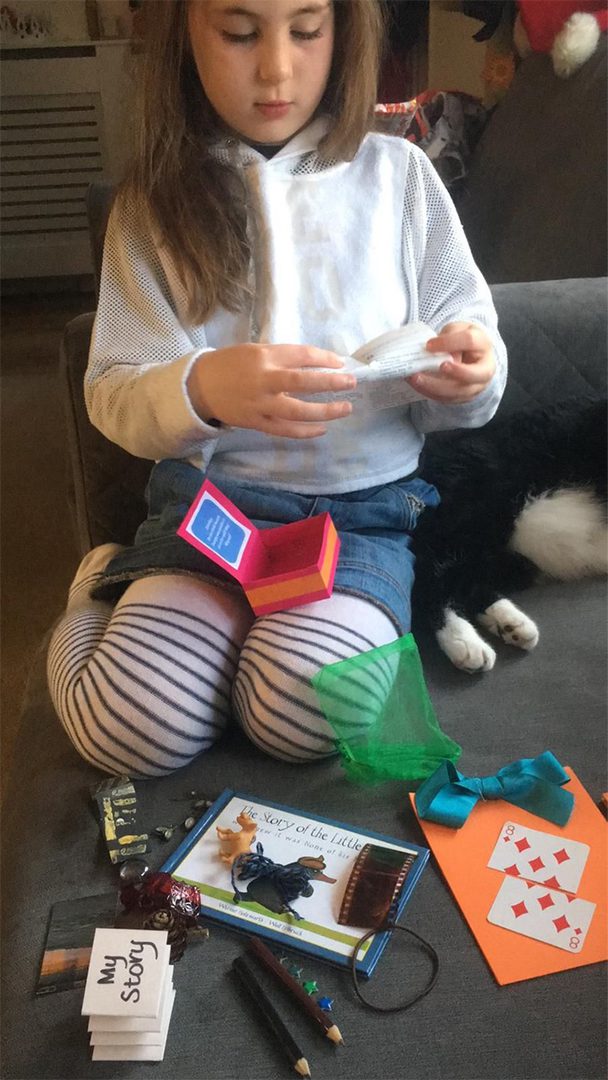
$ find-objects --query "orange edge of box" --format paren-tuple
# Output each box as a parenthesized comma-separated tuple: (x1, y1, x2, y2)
(245, 525, 338, 609)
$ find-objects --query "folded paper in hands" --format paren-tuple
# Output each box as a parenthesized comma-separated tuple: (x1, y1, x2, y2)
(299, 322, 449, 412)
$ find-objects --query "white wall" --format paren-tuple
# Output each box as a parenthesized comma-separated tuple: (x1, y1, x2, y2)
(428, 1, 486, 99)
(3, 1, 89, 41)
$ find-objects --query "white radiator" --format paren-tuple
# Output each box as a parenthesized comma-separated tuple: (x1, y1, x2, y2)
(1, 41, 133, 279)
(1, 92, 105, 276)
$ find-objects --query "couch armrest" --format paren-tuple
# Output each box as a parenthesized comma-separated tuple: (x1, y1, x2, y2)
(60, 313, 150, 555)
(491, 279, 607, 414)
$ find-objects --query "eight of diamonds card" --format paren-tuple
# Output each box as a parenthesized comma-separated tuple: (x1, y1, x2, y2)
(411, 767, 607, 984)
(488, 878, 596, 953)
(487, 821, 589, 892)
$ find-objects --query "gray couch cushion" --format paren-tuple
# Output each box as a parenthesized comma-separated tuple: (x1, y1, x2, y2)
(2, 577, 606, 1080)
(458, 39, 608, 284)
(4, 278, 606, 1079)
(491, 278, 608, 408)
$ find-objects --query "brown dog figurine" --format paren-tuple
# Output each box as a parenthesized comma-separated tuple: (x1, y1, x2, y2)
(216, 812, 258, 867)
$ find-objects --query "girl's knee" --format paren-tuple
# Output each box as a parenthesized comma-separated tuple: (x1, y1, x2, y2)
(48, 574, 246, 777)
(231, 658, 338, 763)
(57, 701, 223, 778)
(50, 645, 229, 778)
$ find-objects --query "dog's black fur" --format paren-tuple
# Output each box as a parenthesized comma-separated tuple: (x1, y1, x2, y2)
(412, 397, 607, 660)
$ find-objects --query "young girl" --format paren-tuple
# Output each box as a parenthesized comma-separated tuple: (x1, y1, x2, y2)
(48, 0, 506, 777)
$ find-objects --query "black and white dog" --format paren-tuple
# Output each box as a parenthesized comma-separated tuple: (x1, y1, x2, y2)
(412, 398, 607, 673)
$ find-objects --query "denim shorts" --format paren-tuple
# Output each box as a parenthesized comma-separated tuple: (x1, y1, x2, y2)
(93, 459, 439, 634)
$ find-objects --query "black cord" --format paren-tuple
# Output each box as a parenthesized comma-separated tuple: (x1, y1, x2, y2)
(350, 922, 440, 1014)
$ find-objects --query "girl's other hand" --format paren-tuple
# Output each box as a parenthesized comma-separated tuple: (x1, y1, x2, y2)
(187, 343, 356, 438)
(408, 322, 496, 404)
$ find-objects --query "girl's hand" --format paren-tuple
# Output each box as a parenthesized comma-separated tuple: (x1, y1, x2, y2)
(408, 322, 496, 404)
(187, 343, 356, 438)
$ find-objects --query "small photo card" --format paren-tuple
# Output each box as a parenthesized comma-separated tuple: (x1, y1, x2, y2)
(36, 893, 118, 997)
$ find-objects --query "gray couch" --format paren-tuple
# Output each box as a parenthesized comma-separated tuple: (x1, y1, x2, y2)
(3, 286, 606, 1080)
(2, 50, 607, 1080)
(457, 35, 607, 284)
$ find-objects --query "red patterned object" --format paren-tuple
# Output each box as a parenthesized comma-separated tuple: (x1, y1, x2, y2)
(119, 871, 203, 961)
(120, 871, 201, 920)
(374, 92, 489, 191)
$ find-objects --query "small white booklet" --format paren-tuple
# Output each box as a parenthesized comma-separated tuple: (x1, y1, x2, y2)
(81, 928, 170, 1019)
(90, 986, 176, 1061)
(82, 928, 175, 1062)
(303, 322, 449, 412)
(88, 965, 174, 1033)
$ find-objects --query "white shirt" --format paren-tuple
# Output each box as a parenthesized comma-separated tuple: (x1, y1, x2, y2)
(86, 117, 507, 495)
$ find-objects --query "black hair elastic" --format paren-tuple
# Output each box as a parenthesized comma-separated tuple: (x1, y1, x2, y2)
(350, 922, 440, 1014)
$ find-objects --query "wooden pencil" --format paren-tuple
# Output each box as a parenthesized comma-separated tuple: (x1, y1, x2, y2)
(233, 957, 311, 1078)
(247, 936, 344, 1045)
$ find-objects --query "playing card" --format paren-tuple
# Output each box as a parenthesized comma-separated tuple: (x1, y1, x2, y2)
(488, 877, 595, 953)
(487, 821, 589, 893)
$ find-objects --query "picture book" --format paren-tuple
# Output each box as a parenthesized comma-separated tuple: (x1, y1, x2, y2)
(161, 790, 429, 978)
(300, 322, 450, 412)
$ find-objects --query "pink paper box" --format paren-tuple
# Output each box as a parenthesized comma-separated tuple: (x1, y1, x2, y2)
(177, 480, 340, 616)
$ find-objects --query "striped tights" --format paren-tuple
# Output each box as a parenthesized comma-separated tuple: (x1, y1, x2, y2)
(47, 545, 398, 777)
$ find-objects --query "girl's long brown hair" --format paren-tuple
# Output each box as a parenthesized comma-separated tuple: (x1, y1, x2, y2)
(123, 0, 387, 324)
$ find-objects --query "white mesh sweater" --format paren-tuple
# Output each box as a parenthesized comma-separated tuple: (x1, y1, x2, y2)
(86, 116, 507, 495)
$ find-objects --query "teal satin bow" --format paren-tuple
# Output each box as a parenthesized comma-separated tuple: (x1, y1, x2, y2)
(414, 751, 573, 828)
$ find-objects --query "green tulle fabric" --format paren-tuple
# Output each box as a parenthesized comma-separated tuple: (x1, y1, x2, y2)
(312, 634, 461, 785)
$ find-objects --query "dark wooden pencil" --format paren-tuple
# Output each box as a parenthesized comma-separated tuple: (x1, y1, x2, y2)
(247, 936, 344, 1045)
(233, 957, 311, 1078)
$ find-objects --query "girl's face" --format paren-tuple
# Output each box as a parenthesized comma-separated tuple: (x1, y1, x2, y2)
(188, 0, 335, 145)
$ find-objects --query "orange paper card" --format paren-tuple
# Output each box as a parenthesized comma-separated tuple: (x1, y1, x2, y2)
(411, 768, 607, 984)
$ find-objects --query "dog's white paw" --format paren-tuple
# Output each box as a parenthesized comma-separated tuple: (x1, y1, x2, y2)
(478, 598, 539, 651)
(437, 609, 496, 673)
